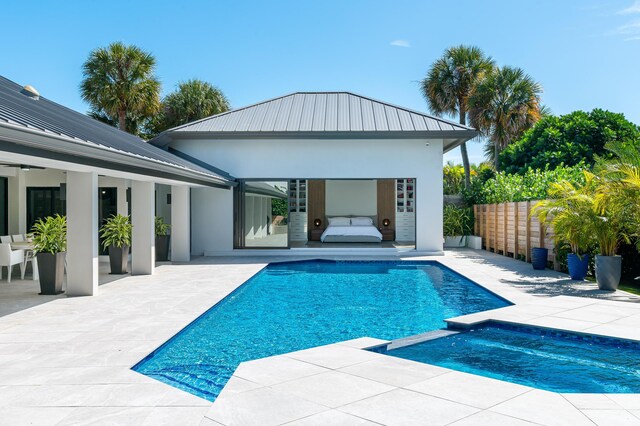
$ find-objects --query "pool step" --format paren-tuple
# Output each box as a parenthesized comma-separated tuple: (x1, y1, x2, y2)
(387, 329, 461, 350)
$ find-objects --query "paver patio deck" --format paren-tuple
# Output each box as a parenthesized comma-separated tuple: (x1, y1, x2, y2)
(1, 249, 639, 425)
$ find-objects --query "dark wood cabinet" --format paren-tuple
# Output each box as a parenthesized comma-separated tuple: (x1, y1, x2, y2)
(310, 228, 324, 242)
(380, 228, 395, 241)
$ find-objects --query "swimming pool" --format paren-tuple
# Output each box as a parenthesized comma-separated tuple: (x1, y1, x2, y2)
(387, 322, 640, 393)
(133, 260, 508, 401)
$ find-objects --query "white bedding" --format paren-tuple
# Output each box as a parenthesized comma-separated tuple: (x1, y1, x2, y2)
(320, 224, 383, 242)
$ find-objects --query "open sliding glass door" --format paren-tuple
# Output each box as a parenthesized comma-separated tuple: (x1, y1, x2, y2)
(234, 180, 289, 249)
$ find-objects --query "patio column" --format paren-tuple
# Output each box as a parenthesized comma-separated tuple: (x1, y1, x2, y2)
(171, 185, 190, 262)
(66, 171, 98, 296)
(131, 180, 155, 275)
(8, 169, 26, 234)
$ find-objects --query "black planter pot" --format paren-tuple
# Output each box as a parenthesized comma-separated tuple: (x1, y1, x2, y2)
(108, 245, 129, 274)
(37, 252, 66, 295)
(595, 255, 622, 291)
(531, 247, 548, 270)
(155, 235, 170, 261)
(567, 253, 589, 280)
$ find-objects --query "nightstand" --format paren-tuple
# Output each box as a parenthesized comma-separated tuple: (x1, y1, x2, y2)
(380, 228, 395, 241)
(310, 228, 324, 241)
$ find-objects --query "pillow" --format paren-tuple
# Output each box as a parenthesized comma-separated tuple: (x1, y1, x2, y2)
(351, 216, 374, 226)
(327, 216, 350, 226)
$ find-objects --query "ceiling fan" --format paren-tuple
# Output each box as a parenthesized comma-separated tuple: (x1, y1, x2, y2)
(0, 164, 45, 171)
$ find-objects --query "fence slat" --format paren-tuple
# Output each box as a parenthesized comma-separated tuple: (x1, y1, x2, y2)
(513, 202, 519, 259)
(474, 200, 555, 266)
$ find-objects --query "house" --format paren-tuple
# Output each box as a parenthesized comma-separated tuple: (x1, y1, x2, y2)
(0, 76, 232, 296)
(0, 79, 478, 298)
(149, 92, 477, 255)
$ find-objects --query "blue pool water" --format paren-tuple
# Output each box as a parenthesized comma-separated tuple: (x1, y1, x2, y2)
(133, 260, 508, 401)
(387, 322, 640, 393)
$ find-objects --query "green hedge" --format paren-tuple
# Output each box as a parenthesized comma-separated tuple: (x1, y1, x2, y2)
(462, 164, 587, 205)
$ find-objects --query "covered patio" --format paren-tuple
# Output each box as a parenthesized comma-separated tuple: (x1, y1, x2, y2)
(0, 76, 233, 298)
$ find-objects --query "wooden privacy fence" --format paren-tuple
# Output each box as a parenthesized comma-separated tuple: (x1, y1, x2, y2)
(473, 201, 559, 269)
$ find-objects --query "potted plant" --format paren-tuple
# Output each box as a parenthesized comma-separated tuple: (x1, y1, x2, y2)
(155, 216, 171, 261)
(31, 214, 67, 295)
(532, 181, 595, 280)
(100, 214, 132, 274)
(443, 205, 473, 248)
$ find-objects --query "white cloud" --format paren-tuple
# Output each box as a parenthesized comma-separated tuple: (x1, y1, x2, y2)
(390, 40, 410, 48)
(619, 0, 640, 14)
(614, 18, 640, 35)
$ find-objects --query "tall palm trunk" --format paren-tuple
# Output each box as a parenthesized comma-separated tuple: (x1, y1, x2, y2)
(118, 110, 127, 131)
(459, 109, 471, 188)
(494, 140, 500, 171)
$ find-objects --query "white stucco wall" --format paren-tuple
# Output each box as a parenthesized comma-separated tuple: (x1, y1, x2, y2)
(172, 137, 444, 254)
(325, 180, 377, 216)
(191, 186, 233, 255)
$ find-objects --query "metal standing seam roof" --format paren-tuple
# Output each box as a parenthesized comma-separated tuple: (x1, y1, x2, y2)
(149, 92, 478, 148)
(0, 75, 233, 185)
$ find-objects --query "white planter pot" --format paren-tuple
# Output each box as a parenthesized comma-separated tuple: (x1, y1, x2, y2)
(444, 236, 467, 248)
(466, 235, 482, 250)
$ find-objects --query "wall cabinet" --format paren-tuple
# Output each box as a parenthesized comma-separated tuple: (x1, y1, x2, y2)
(395, 178, 415, 241)
(289, 179, 308, 241)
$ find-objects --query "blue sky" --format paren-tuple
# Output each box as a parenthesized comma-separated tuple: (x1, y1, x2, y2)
(1, 0, 639, 164)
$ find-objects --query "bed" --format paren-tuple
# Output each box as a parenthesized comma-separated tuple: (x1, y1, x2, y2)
(320, 216, 383, 243)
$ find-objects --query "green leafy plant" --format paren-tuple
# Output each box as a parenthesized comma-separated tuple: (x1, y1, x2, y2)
(532, 171, 628, 257)
(100, 214, 132, 249)
(443, 205, 473, 237)
(31, 214, 67, 254)
(155, 216, 171, 237)
(531, 179, 595, 256)
(500, 109, 640, 174)
(463, 164, 587, 205)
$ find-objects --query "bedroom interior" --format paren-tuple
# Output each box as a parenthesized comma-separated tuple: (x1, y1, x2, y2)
(235, 179, 416, 249)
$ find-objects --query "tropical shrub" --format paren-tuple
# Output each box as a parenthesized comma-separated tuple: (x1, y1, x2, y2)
(155, 216, 171, 237)
(500, 109, 640, 175)
(443, 162, 466, 195)
(531, 178, 596, 256)
(463, 164, 587, 205)
(443, 205, 473, 237)
(100, 214, 132, 249)
(31, 215, 67, 254)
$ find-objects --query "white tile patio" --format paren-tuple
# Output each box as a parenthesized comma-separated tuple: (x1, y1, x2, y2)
(0, 249, 639, 425)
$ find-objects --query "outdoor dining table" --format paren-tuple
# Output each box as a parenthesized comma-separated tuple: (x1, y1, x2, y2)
(9, 241, 35, 251)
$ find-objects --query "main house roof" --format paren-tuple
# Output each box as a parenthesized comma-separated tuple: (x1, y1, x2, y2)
(0, 76, 233, 187)
(149, 92, 477, 152)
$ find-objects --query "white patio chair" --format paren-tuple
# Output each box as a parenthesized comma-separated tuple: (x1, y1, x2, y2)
(0, 236, 11, 244)
(12, 235, 24, 242)
(0, 243, 25, 282)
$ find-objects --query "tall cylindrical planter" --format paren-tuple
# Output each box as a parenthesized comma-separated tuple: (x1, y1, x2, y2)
(595, 255, 622, 291)
(531, 247, 548, 270)
(37, 252, 66, 295)
(155, 235, 170, 262)
(108, 245, 129, 275)
(567, 253, 589, 281)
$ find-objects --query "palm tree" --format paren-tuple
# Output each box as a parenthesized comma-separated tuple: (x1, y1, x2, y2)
(154, 79, 230, 132)
(421, 45, 495, 187)
(80, 42, 161, 133)
(596, 141, 640, 249)
(469, 66, 543, 171)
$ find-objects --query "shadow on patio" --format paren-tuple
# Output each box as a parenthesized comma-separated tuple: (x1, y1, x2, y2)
(448, 248, 640, 303)
(0, 259, 135, 318)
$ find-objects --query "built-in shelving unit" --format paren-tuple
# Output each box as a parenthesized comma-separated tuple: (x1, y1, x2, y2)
(396, 178, 415, 241)
(289, 179, 308, 241)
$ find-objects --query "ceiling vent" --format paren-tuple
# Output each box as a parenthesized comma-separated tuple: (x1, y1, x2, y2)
(21, 85, 40, 100)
